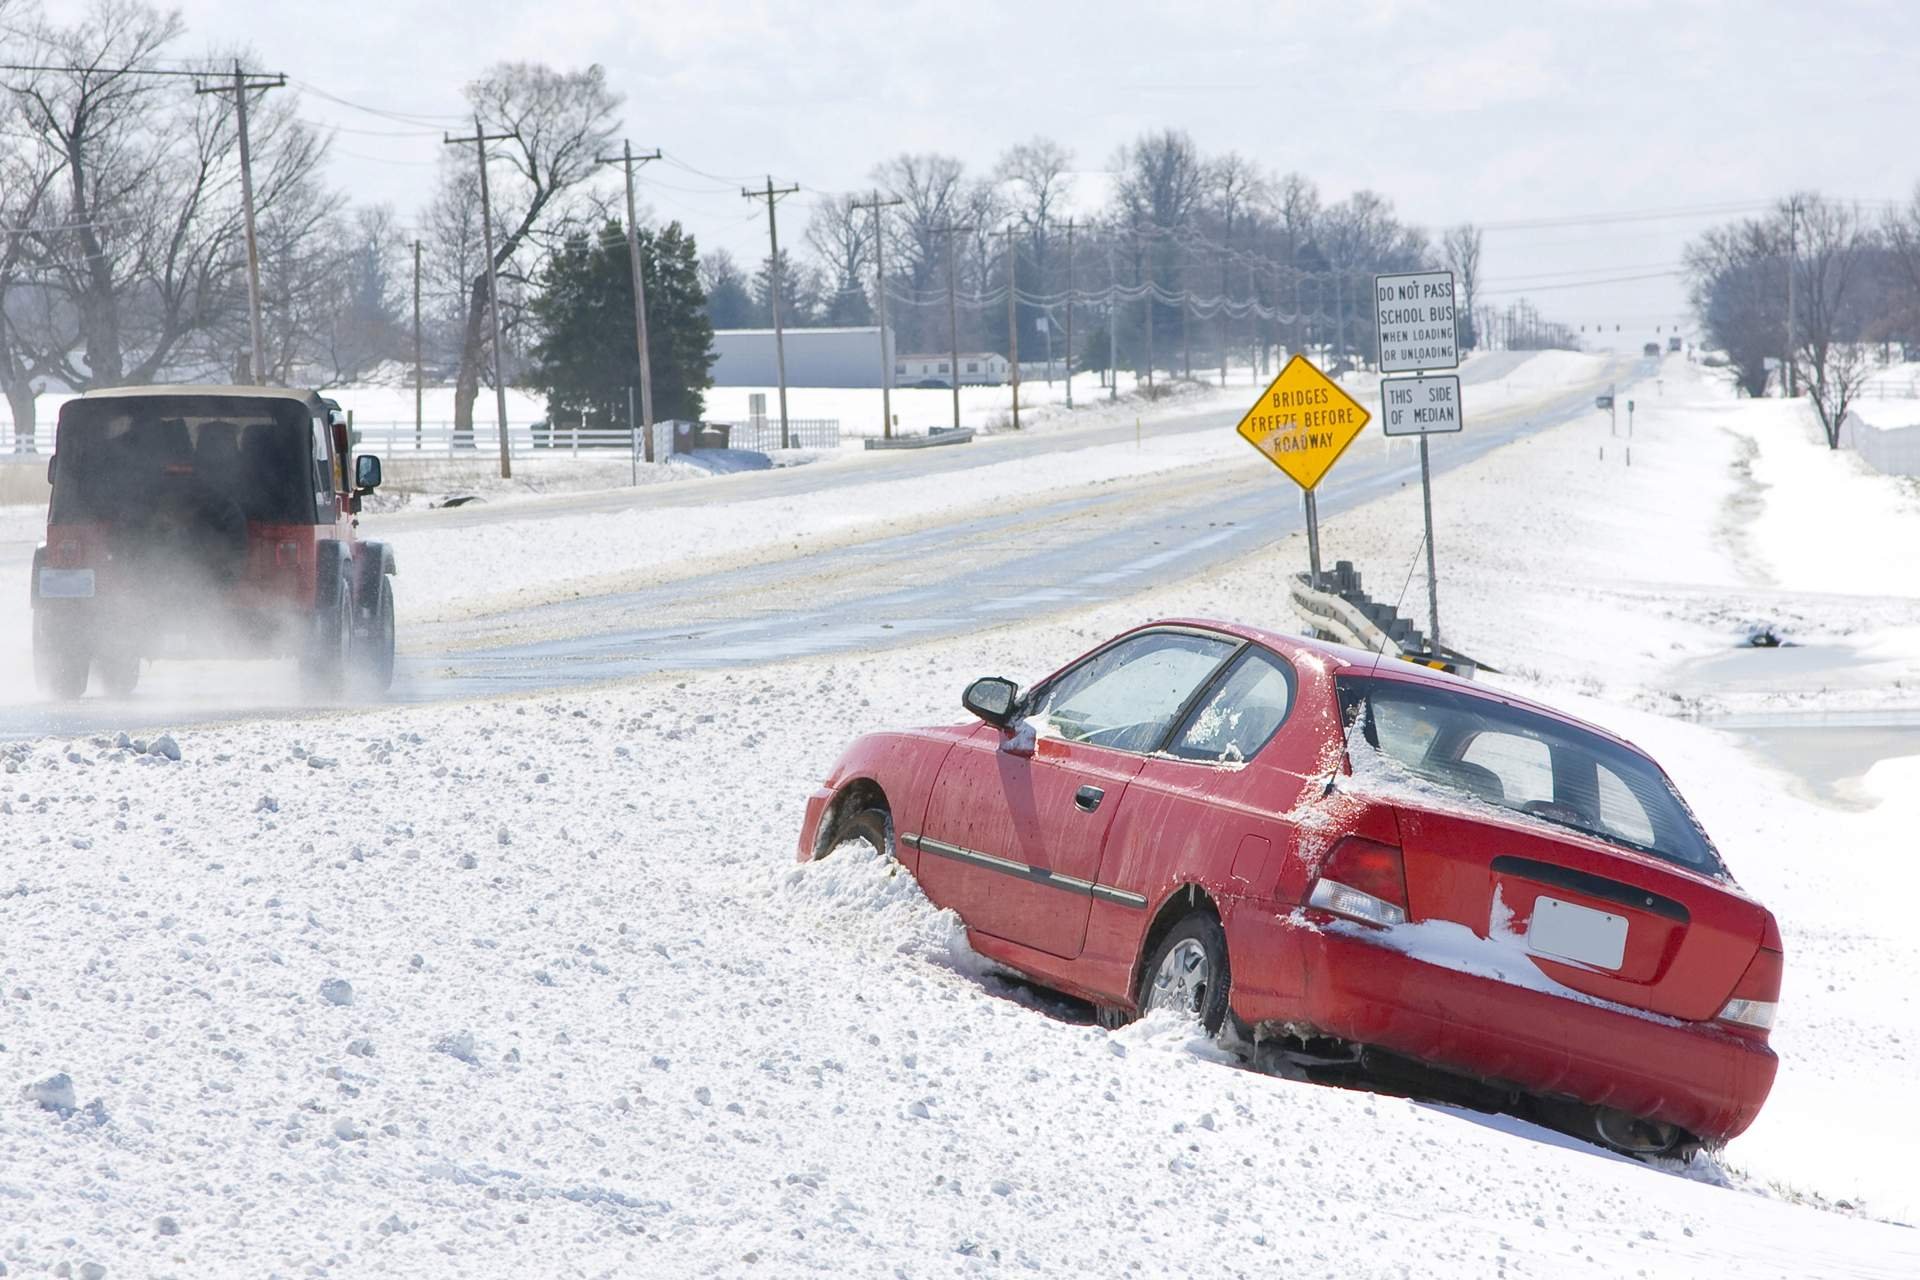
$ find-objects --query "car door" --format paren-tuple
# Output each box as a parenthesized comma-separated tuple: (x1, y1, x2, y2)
(916, 629, 1239, 959)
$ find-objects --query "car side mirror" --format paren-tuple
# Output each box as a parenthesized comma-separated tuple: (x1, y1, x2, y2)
(354, 454, 382, 493)
(962, 676, 1019, 729)
(46, 454, 56, 486)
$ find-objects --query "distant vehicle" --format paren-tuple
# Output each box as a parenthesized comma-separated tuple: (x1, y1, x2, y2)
(1643, 341, 1662, 358)
(30, 385, 396, 699)
(800, 620, 1781, 1157)
(908, 378, 952, 390)
(1668, 335, 1684, 354)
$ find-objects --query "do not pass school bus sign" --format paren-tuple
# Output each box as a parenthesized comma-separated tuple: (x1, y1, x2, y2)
(1234, 353, 1371, 490)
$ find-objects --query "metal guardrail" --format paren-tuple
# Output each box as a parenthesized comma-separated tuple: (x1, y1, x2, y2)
(725, 418, 841, 452)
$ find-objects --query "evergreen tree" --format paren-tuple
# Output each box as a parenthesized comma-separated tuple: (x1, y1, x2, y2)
(752, 249, 821, 327)
(701, 249, 756, 330)
(528, 219, 716, 434)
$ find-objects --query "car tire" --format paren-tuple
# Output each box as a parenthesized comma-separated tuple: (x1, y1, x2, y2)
(351, 575, 395, 695)
(97, 650, 140, 698)
(1138, 912, 1232, 1035)
(829, 806, 894, 860)
(301, 583, 352, 697)
(33, 613, 90, 700)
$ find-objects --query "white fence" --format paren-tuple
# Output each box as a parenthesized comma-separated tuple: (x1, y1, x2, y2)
(1, 417, 843, 465)
(1840, 410, 1920, 477)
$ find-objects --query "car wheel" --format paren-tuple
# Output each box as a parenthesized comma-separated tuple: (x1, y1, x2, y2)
(1139, 912, 1232, 1035)
(97, 650, 141, 698)
(301, 583, 352, 697)
(33, 613, 90, 700)
(351, 575, 396, 695)
(829, 806, 894, 859)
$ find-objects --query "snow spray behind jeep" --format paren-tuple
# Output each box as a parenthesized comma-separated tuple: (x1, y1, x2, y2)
(29, 387, 395, 700)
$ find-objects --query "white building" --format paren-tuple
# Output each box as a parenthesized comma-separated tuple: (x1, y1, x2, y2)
(895, 352, 1011, 388)
(712, 326, 893, 388)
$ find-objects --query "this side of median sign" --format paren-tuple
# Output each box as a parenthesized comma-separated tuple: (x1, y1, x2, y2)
(1374, 268, 1462, 650)
(1380, 373, 1462, 436)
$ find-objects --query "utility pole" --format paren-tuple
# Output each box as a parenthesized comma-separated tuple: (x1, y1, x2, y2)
(932, 224, 973, 431)
(1107, 243, 1119, 401)
(743, 177, 801, 447)
(444, 116, 517, 478)
(851, 191, 903, 439)
(1219, 248, 1229, 387)
(194, 63, 284, 383)
(994, 225, 1021, 430)
(412, 240, 423, 451)
(1179, 248, 1191, 379)
(1064, 219, 1075, 409)
(597, 141, 663, 461)
(1248, 261, 1259, 383)
(1136, 232, 1155, 389)
(1785, 195, 1800, 398)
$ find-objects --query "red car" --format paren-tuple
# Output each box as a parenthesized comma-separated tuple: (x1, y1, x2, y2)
(799, 619, 1781, 1155)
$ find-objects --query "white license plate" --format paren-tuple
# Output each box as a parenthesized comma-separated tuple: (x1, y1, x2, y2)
(38, 568, 95, 599)
(1527, 895, 1628, 971)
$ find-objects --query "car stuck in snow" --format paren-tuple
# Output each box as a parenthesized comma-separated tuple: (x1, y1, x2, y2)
(800, 619, 1783, 1156)
(28, 385, 396, 699)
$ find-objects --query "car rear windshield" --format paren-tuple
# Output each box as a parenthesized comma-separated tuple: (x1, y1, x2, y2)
(1337, 675, 1724, 875)
(51, 396, 321, 526)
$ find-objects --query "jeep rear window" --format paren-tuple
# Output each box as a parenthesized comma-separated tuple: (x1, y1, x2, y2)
(52, 397, 319, 526)
(1337, 675, 1724, 875)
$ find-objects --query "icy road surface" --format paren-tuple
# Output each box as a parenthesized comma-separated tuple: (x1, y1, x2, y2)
(0, 352, 1634, 737)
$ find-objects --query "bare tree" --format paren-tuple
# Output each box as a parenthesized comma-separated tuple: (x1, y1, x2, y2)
(1791, 196, 1873, 448)
(5, 3, 326, 394)
(802, 192, 875, 326)
(0, 78, 66, 447)
(871, 151, 968, 293)
(431, 61, 620, 439)
(1204, 152, 1265, 370)
(995, 136, 1073, 269)
(1443, 223, 1483, 350)
(1686, 216, 1787, 397)
(1880, 185, 1920, 340)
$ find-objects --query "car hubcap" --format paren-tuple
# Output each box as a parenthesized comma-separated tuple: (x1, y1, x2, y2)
(1147, 938, 1211, 1019)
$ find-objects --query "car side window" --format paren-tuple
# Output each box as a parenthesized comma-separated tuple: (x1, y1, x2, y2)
(1166, 649, 1295, 764)
(1028, 631, 1237, 754)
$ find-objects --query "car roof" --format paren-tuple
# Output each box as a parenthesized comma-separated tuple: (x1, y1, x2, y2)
(1142, 616, 1646, 756)
(76, 384, 322, 405)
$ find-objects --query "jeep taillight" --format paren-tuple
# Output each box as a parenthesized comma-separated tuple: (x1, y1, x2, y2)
(1307, 836, 1409, 928)
(275, 541, 300, 568)
(53, 540, 83, 567)
(1717, 944, 1782, 1036)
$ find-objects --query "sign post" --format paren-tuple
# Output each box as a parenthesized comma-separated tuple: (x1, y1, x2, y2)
(1233, 353, 1372, 587)
(1374, 269, 1460, 649)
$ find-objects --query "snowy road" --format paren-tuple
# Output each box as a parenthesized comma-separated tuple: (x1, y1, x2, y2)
(0, 353, 1636, 738)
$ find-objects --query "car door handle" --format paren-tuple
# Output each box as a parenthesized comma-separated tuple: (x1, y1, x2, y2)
(1074, 785, 1105, 813)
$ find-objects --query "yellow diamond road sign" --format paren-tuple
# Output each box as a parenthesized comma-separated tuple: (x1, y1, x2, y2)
(1234, 354, 1371, 490)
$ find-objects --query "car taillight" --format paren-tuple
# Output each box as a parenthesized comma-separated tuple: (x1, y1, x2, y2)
(54, 540, 83, 567)
(1307, 836, 1409, 928)
(1717, 944, 1782, 1035)
(276, 541, 300, 567)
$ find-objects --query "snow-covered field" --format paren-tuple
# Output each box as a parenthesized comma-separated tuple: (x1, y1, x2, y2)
(2, 354, 1917, 1276)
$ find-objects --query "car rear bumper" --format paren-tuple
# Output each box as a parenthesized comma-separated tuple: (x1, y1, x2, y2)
(1226, 907, 1777, 1141)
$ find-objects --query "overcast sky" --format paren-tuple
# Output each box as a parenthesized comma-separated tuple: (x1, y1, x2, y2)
(143, 0, 1920, 348)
